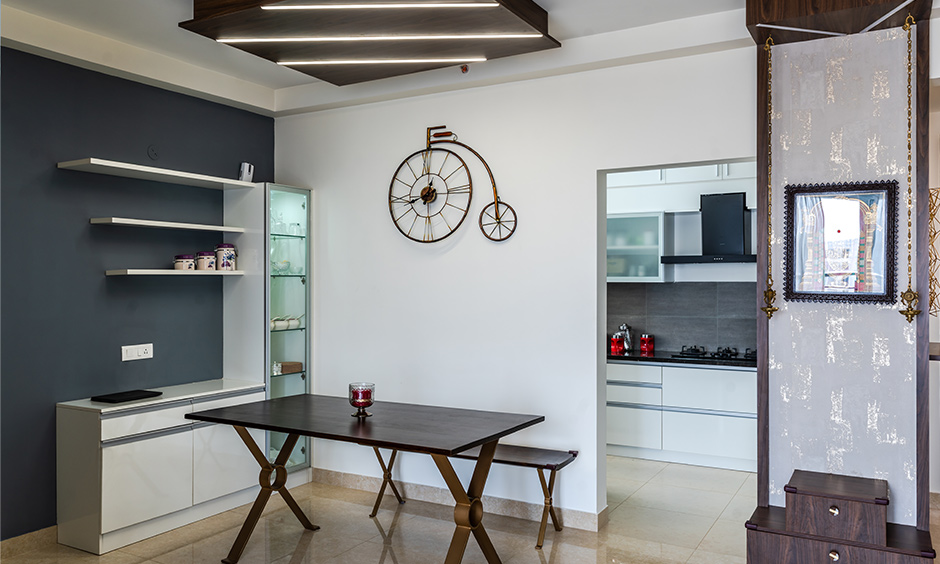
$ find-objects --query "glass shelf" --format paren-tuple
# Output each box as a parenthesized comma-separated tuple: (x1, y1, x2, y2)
(271, 371, 306, 379)
(270, 274, 306, 278)
(270, 233, 306, 239)
(270, 328, 306, 333)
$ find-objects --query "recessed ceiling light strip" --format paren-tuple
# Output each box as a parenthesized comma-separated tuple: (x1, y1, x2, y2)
(219, 33, 541, 43)
(279, 57, 487, 65)
(755, 23, 845, 37)
(860, 0, 914, 33)
(262, 2, 500, 9)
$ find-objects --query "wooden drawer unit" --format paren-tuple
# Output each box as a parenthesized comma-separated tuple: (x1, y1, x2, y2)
(785, 470, 888, 546)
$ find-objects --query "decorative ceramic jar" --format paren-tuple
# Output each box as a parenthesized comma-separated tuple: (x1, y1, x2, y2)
(195, 251, 216, 270)
(215, 243, 237, 271)
(174, 254, 195, 270)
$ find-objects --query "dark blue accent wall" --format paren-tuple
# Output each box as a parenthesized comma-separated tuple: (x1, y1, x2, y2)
(0, 47, 274, 540)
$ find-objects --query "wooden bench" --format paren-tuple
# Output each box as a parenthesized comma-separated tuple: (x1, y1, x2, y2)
(369, 445, 578, 549)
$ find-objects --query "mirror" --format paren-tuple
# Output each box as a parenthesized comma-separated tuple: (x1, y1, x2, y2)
(783, 180, 898, 304)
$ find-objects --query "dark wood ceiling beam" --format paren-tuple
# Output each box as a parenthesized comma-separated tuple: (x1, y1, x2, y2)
(181, 0, 560, 85)
(746, 0, 931, 45)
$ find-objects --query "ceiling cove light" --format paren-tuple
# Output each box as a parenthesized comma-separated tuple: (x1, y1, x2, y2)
(278, 57, 487, 65)
(262, 2, 500, 9)
(218, 33, 541, 43)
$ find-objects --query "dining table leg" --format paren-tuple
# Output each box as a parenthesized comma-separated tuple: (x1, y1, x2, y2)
(222, 427, 318, 564)
(431, 440, 501, 564)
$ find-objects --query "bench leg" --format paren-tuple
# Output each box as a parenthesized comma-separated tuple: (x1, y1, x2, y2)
(535, 468, 561, 549)
(370, 447, 405, 518)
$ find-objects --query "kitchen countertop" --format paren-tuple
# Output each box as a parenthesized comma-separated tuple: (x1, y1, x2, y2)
(608, 350, 757, 369)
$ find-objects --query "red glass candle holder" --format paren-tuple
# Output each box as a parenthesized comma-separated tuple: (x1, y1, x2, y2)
(349, 382, 374, 417)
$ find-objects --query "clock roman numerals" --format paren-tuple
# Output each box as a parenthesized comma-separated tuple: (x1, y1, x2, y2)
(389, 147, 472, 243)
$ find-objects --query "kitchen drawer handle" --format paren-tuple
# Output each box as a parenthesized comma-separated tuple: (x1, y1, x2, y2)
(829, 550, 840, 561)
(829, 505, 840, 516)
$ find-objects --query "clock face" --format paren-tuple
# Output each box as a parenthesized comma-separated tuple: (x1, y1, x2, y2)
(389, 148, 472, 243)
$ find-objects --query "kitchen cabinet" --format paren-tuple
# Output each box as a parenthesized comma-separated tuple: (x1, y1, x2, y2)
(266, 184, 312, 469)
(57, 380, 266, 554)
(607, 212, 671, 282)
(606, 360, 756, 471)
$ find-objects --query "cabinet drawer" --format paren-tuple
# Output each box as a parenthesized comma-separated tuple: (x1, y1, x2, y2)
(662, 411, 755, 460)
(607, 383, 661, 405)
(192, 391, 265, 413)
(101, 429, 193, 533)
(100, 403, 193, 441)
(607, 404, 662, 449)
(786, 492, 887, 545)
(747, 528, 931, 563)
(607, 363, 661, 384)
(662, 366, 755, 413)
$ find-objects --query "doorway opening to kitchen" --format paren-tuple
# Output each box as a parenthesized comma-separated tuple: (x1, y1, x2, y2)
(601, 159, 760, 522)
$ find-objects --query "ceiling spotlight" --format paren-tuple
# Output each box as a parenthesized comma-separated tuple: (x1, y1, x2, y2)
(262, 2, 500, 9)
(218, 33, 541, 43)
(279, 57, 487, 65)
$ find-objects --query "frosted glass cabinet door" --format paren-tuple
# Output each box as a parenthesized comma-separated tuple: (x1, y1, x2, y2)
(100, 430, 193, 533)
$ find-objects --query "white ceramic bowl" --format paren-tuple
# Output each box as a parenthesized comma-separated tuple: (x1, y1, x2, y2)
(273, 320, 289, 330)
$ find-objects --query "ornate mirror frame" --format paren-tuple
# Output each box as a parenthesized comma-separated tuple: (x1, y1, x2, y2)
(783, 180, 898, 304)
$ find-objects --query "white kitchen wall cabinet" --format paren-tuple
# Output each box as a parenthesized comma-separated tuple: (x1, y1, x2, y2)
(57, 381, 267, 554)
(606, 212, 670, 282)
(606, 360, 757, 471)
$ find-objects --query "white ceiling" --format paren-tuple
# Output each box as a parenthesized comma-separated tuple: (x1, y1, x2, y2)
(3, 0, 746, 90)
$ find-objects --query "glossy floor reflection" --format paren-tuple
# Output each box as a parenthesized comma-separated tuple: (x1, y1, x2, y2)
(7, 457, 757, 563)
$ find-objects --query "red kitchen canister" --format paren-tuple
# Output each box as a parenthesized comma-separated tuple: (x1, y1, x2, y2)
(640, 334, 654, 355)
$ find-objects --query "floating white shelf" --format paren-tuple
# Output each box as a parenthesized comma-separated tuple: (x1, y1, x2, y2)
(105, 269, 245, 276)
(58, 158, 255, 190)
(90, 217, 245, 233)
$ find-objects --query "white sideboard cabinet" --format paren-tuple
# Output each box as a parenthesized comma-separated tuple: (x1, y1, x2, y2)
(56, 380, 267, 554)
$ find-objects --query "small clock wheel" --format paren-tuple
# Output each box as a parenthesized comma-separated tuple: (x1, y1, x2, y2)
(389, 147, 472, 243)
(479, 200, 517, 241)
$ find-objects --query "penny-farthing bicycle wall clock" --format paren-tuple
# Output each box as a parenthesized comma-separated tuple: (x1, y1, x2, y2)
(388, 126, 517, 243)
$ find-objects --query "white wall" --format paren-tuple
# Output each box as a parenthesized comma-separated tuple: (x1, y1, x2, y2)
(274, 46, 756, 519)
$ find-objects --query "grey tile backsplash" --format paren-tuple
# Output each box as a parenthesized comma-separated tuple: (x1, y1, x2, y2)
(607, 282, 757, 352)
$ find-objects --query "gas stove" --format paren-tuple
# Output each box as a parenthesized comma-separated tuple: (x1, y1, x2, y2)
(672, 345, 707, 358)
(710, 347, 739, 359)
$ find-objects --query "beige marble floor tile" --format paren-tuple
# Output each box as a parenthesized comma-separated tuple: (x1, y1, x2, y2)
(0, 544, 147, 564)
(738, 473, 759, 498)
(696, 518, 747, 559)
(607, 456, 668, 483)
(687, 548, 747, 563)
(719, 493, 760, 523)
(648, 464, 749, 494)
(606, 505, 715, 549)
(607, 477, 646, 509)
(622, 482, 734, 519)
(599, 531, 694, 563)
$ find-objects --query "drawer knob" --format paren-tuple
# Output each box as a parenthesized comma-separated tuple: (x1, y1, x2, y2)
(829, 506, 840, 516)
(829, 550, 840, 561)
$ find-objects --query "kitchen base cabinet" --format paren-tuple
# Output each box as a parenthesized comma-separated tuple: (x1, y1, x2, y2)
(57, 381, 270, 554)
(607, 405, 662, 450)
(662, 411, 756, 461)
(607, 360, 757, 471)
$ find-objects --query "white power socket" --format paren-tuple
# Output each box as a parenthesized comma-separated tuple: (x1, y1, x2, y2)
(121, 343, 154, 362)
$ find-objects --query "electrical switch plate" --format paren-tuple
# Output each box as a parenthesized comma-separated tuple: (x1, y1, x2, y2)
(122, 343, 154, 362)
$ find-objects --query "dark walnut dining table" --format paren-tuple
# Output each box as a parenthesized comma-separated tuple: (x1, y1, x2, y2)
(186, 394, 545, 564)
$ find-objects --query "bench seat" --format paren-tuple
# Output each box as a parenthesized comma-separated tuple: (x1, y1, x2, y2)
(369, 444, 578, 549)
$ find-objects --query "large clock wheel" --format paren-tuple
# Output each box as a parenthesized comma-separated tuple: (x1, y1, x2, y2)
(388, 147, 472, 243)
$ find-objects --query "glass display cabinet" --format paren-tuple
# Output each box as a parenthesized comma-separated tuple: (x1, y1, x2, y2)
(266, 184, 311, 469)
(607, 212, 666, 282)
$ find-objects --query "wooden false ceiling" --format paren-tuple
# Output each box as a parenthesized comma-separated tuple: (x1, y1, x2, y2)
(180, 0, 560, 86)
(746, 0, 932, 45)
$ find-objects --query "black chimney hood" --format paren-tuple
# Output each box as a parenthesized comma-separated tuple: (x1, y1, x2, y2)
(661, 192, 756, 264)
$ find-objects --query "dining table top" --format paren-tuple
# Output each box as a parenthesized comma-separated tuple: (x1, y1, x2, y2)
(186, 394, 545, 456)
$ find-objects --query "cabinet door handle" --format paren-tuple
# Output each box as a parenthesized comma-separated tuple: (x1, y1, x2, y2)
(828, 550, 840, 561)
(829, 505, 840, 516)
